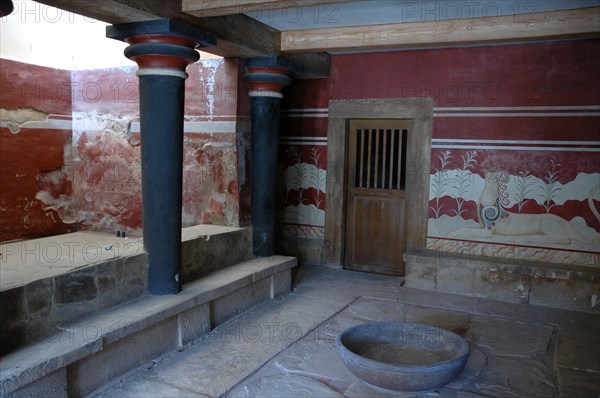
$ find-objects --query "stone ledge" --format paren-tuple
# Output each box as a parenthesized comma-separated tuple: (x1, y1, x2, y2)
(404, 250, 600, 313)
(405, 250, 599, 280)
(181, 226, 252, 283)
(0, 330, 102, 396)
(0, 226, 252, 356)
(0, 256, 297, 396)
(58, 257, 297, 345)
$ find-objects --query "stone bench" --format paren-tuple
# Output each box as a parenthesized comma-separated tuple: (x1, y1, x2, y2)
(0, 225, 251, 356)
(1, 256, 297, 397)
(404, 250, 600, 313)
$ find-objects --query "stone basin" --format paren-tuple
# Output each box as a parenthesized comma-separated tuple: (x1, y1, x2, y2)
(337, 322, 470, 393)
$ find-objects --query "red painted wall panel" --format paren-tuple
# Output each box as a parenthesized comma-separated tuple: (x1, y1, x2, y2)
(280, 78, 329, 138)
(279, 39, 600, 265)
(330, 39, 600, 107)
(0, 126, 72, 241)
(70, 58, 245, 233)
(278, 78, 330, 235)
(235, 60, 252, 226)
(1, 57, 247, 241)
(0, 59, 72, 115)
(433, 116, 598, 141)
(0, 60, 73, 242)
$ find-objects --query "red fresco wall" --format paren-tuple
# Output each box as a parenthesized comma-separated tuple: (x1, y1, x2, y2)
(1, 57, 248, 242)
(276, 79, 330, 264)
(279, 79, 329, 225)
(70, 58, 245, 233)
(0, 59, 73, 242)
(236, 60, 252, 226)
(4, 39, 598, 267)
(282, 39, 600, 266)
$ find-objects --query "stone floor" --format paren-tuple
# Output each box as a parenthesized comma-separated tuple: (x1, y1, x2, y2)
(92, 266, 600, 398)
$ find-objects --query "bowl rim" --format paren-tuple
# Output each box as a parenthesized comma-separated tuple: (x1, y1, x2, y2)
(336, 321, 470, 372)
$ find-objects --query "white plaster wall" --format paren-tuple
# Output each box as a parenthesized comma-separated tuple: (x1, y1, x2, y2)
(0, 1, 133, 70)
(0, 0, 220, 70)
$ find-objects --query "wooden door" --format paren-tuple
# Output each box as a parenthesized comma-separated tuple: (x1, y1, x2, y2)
(345, 119, 411, 276)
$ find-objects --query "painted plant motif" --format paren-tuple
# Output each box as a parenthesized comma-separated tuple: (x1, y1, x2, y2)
(429, 150, 480, 220)
(451, 150, 478, 218)
(278, 145, 327, 227)
(430, 150, 451, 219)
(428, 150, 600, 264)
(308, 147, 327, 211)
(446, 170, 599, 247)
(540, 159, 562, 214)
(513, 171, 535, 213)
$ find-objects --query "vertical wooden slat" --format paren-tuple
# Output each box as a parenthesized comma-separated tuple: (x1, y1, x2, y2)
(360, 129, 364, 188)
(382, 129, 388, 189)
(387, 130, 394, 189)
(391, 129, 398, 190)
(353, 129, 362, 188)
(365, 129, 371, 188)
(374, 129, 380, 189)
(396, 129, 402, 190)
(366, 129, 372, 189)
(401, 129, 408, 190)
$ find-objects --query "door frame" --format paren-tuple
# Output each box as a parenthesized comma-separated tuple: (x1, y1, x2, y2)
(323, 98, 433, 267)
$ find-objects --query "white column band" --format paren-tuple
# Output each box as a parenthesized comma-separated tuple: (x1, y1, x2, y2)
(137, 68, 189, 79)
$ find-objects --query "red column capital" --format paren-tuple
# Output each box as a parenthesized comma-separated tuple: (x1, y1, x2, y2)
(107, 19, 217, 79)
(244, 58, 295, 98)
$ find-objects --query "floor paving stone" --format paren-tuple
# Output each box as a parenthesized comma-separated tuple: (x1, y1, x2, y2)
(343, 381, 488, 397)
(403, 305, 471, 334)
(95, 375, 209, 398)
(556, 319, 600, 372)
(558, 367, 600, 398)
(444, 346, 488, 391)
(346, 298, 407, 322)
(465, 316, 555, 358)
(227, 299, 561, 397)
(228, 374, 344, 398)
(471, 356, 558, 397)
(92, 266, 600, 398)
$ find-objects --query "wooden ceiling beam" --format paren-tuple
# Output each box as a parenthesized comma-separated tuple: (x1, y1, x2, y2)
(34, 0, 280, 58)
(31, 0, 154, 24)
(33, 0, 331, 77)
(182, 0, 355, 18)
(281, 7, 600, 53)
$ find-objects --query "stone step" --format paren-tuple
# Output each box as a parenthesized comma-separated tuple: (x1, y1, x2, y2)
(0, 225, 252, 356)
(0, 256, 297, 398)
(181, 225, 252, 283)
(404, 250, 600, 313)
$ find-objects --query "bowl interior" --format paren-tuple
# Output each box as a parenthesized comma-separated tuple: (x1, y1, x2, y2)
(339, 322, 468, 367)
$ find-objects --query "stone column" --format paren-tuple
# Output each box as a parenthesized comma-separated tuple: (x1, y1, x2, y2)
(244, 57, 293, 256)
(107, 19, 215, 295)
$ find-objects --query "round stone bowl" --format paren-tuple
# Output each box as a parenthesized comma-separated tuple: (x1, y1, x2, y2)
(337, 322, 470, 393)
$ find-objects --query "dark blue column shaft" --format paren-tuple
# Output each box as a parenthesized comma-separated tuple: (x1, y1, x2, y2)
(251, 96, 282, 256)
(139, 75, 185, 294)
(106, 19, 216, 296)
